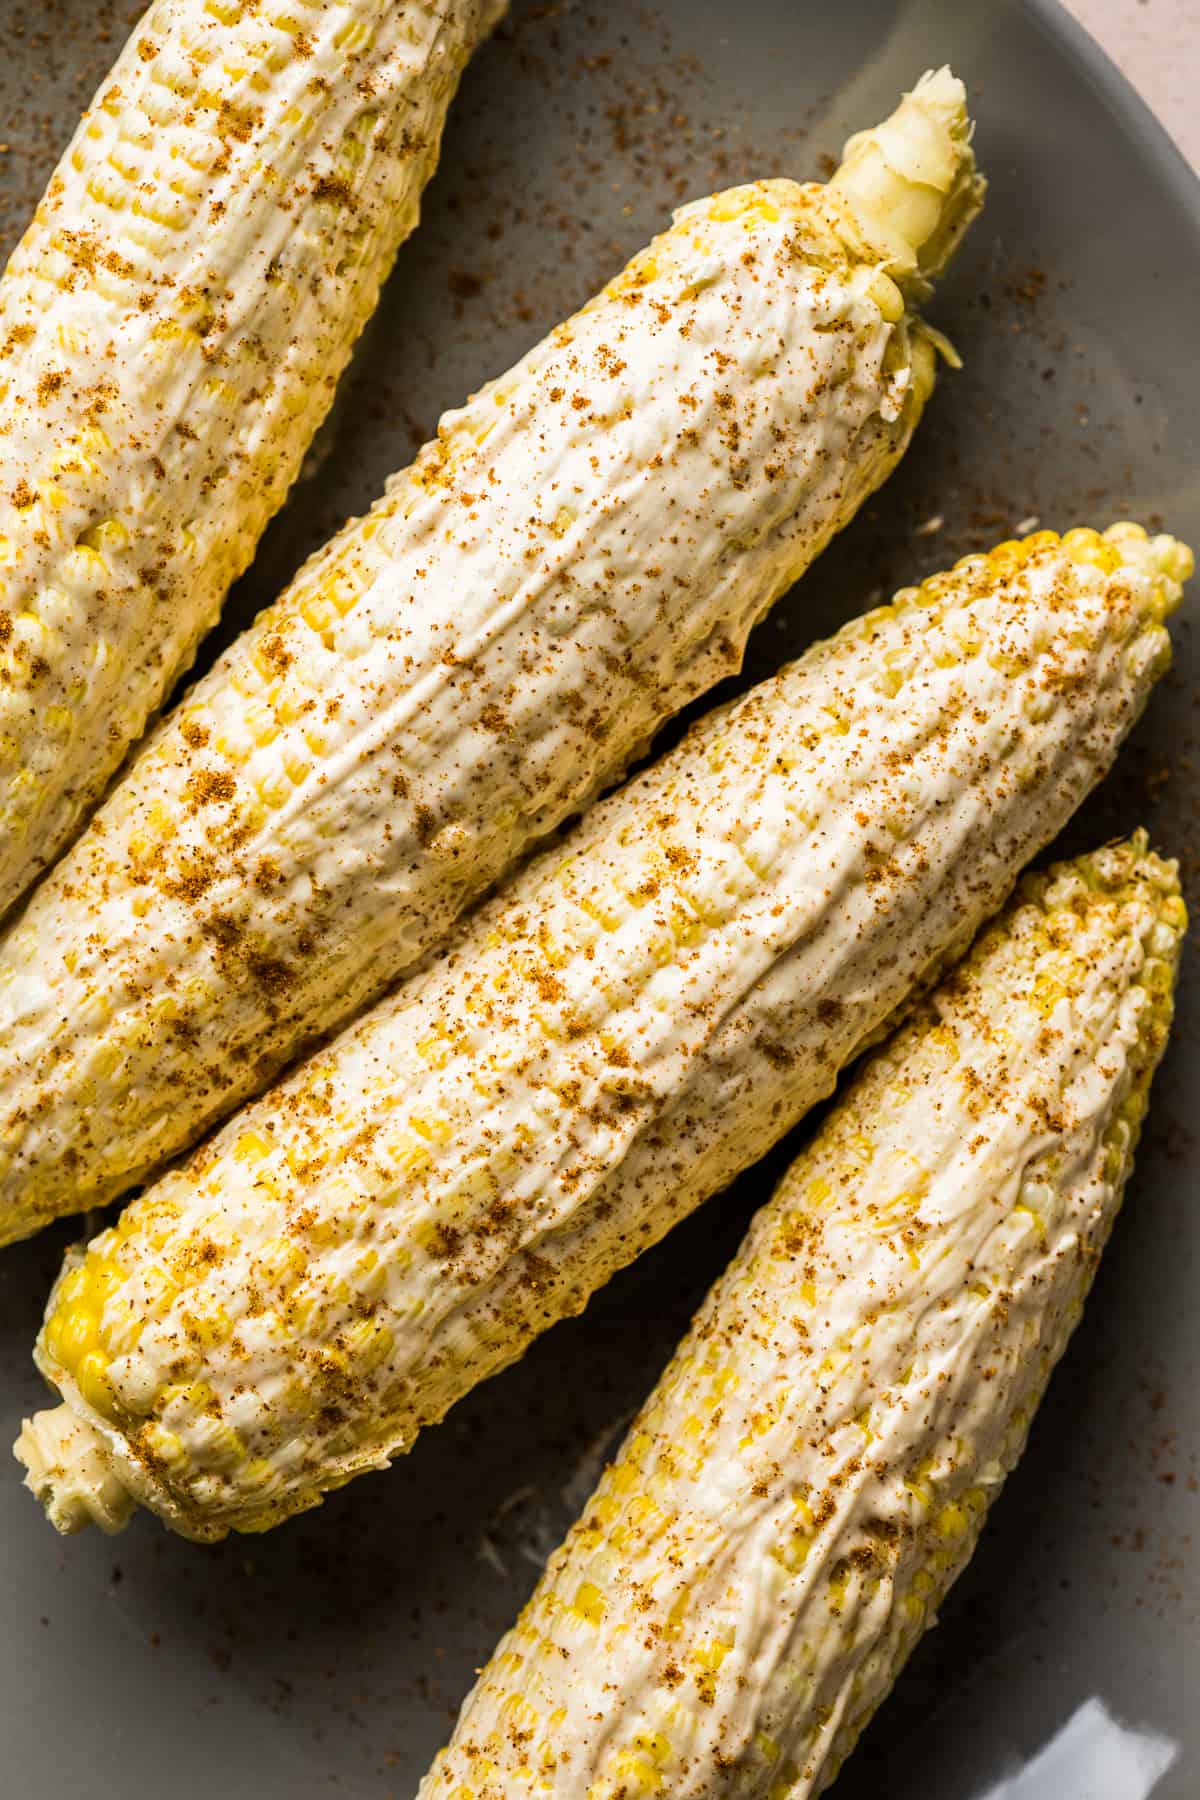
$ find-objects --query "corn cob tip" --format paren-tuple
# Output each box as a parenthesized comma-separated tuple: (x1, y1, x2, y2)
(15, 1404, 133, 1537)
(831, 65, 986, 288)
(1033, 832, 1185, 1082)
(1064, 829, 1183, 918)
(976, 522, 1191, 624)
(1022, 830, 1184, 953)
(1099, 521, 1194, 615)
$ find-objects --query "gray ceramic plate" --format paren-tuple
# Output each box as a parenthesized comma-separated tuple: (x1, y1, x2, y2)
(1, 1, 1198, 1794)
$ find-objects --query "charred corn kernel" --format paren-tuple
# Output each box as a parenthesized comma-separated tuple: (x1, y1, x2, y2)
(0, 70, 986, 1250)
(0, 0, 503, 930)
(420, 837, 1183, 1799)
(15, 515, 1185, 1543)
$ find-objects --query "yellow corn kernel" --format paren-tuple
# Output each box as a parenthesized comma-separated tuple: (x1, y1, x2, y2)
(159, 1380, 218, 1422)
(76, 1350, 119, 1421)
(708, 189, 781, 225)
(229, 659, 263, 700)
(334, 17, 374, 53)
(199, 1418, 246, 1472)
(342, 1316, 394, 1373)
(934, 1500, 969, 1540)
(1062, 526, 1121, 573)
(396, 1138, 435, 1181)
(180, 1295, 232, 1348)
(771, 1530, 813, 1576)
(300, 592, 337, 635)
(255, 768, 291, 810)
(41, 1314, 67, 1369)
(55, 1265, 90, 1311)
(141, 1422, 189, 1475)
(239, 1456, 276, 1495)
(611, 1752, 663, 1794)
(570, 1582, 606, 1627)
(54, 1306, 100, 1372)
(283, 748, 313, 786)
(256, 1234, 306, 1286)
(234, 1129, 272, 1165)
(984, 536, 1032, 577)
(102, 1297, 146, 1360)
(866, 269, 904, 323)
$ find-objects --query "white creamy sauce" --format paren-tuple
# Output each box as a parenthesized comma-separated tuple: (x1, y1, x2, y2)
(421, 843, 1181, 1797)
(30, 534, 1178, 1541)
(0, 179, 926, 1243)
(0, 0, 502, 915)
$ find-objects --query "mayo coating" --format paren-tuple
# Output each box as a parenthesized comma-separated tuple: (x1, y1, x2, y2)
(422, 836, 1183, 1798)
(0, 0, 503, 919)
(17, 524, 1188, 1541)
(0, 70, 984, 1247)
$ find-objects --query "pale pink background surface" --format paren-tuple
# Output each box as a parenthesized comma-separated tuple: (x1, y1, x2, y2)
(1064, 0, 1199, 168)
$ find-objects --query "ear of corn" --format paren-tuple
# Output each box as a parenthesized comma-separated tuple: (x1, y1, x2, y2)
(15, 525, 1188, 1541)
(417, 836, 1184, 1799)
(0, 71, 985, 1249)
(0, 0, 503, 923)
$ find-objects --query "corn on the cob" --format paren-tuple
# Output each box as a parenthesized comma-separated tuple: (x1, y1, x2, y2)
(418, 835, 1184, 1800)
(15, 524, 1189, 1541)
(0, 71, 983, 1249)
(0, 0, 503, 922)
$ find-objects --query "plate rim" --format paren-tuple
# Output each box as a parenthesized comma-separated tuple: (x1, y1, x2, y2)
(1026, 0, 1200, 222)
